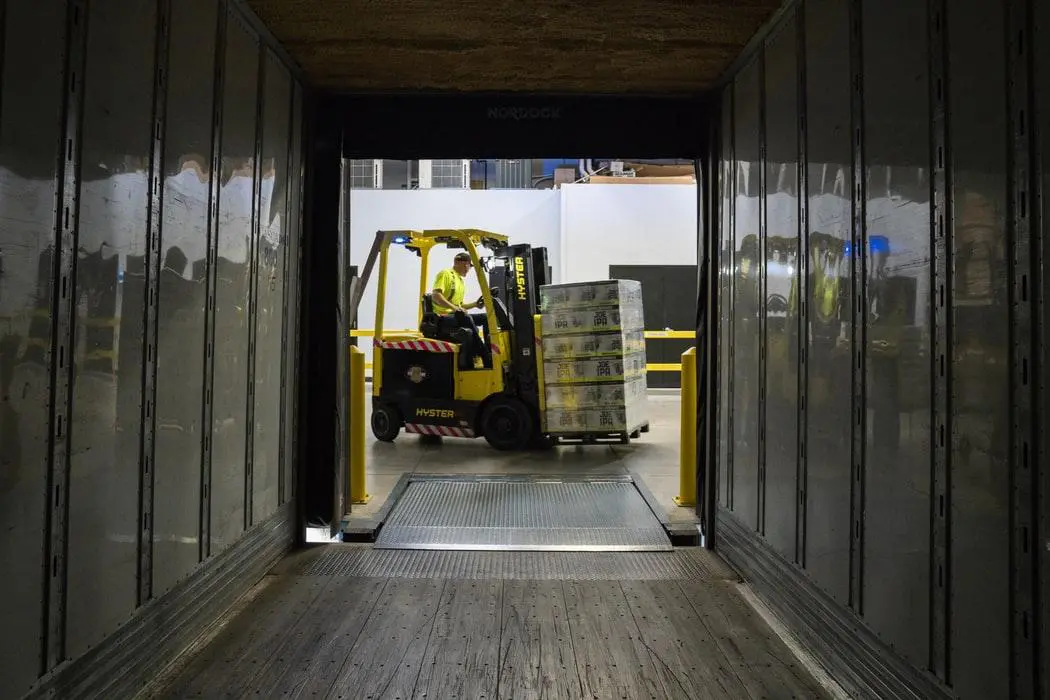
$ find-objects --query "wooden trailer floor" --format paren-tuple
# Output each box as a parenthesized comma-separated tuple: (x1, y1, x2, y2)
(145, 545, 830, 700)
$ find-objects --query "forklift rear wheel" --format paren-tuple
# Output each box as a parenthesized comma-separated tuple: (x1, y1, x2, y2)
(371, 403, 401, 442)
(481, 397, 533, 451)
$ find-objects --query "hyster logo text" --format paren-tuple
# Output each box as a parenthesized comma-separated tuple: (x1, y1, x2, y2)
(416, 408, 455, 419)
(514, 257, 528, 300)
(486, 106, 562, 121)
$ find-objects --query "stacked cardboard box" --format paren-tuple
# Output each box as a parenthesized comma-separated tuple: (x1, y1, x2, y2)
(539, 280, 649, 436)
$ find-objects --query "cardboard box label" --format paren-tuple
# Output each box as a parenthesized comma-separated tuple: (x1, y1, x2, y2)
(541, 330, 646, 359)
(541, 308, 644, 336)
(546, 400, 647, 434)
(544, 354, 647, 384)
(545, 377, 648, 409)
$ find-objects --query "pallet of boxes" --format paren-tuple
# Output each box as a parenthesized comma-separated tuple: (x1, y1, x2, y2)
(538, 280, 650, 445)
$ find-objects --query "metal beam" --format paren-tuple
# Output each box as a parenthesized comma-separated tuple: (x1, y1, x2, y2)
(848, 0, 867, 616)
(757, 43, 769, 538)
(44, 0, 87, 671)
(1007, 1, 1039, 696)
(245, 36, 265, 529)
(794, 0, 809, 569)
(927, 0, 951, 682)
(138, 0, 172, 607)
(200, 0, 228, 560)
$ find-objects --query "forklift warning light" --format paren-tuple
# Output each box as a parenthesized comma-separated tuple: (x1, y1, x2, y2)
(393, 235, 410, 245)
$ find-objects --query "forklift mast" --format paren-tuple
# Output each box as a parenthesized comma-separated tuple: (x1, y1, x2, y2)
(490, 243, 550, 422)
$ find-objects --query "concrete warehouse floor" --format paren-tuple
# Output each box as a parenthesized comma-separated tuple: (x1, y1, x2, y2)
(343, 390, 698, 533)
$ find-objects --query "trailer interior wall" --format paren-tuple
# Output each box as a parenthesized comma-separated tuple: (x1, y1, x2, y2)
(711, 0, 1048, 698)
(0, 1, 306, 697)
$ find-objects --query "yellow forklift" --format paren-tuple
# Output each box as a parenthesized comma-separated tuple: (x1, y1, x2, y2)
(348, 229, 553, 450)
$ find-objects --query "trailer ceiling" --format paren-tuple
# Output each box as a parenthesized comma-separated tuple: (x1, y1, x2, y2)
(243, 0, 784, 92)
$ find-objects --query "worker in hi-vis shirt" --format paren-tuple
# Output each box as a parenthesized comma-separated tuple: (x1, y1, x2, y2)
(431, 252, 481, 314)
(432, 252, 489, 362)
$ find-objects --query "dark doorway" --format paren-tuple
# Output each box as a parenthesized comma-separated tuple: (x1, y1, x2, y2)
(301, 93, 712, 534)
(609, 264, 697, 389)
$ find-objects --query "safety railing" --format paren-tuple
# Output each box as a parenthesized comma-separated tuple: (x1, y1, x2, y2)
(349, 328, 694, 372)
(348, 346, 369, 504)
(675, 347, 697, 507)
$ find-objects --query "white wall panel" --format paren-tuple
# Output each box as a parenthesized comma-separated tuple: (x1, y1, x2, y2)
(559, 183, 697, 283)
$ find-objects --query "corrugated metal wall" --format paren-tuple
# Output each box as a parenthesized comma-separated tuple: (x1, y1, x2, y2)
(0, 1, 305, 696)
(713, 0, 1047, 698)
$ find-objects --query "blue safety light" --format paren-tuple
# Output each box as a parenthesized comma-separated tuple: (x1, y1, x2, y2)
(841, 238, 890, 258)
(392, 234, 409, 245)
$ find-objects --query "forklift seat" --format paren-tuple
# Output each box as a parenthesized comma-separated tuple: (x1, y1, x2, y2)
(419, 293, 482, 370)
(419, 293, 448, 340)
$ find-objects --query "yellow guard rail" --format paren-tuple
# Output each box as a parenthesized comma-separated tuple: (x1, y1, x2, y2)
(674, 347, 697, 507)
(349, 346, 369, 504)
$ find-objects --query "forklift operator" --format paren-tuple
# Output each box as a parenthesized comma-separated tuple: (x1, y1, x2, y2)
(431, 252, 480, 315)
(431, 252, 490, 349)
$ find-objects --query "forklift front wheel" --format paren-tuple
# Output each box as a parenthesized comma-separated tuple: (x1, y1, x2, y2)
(371, 403, 402, 442)
(481, 397, 534, 451)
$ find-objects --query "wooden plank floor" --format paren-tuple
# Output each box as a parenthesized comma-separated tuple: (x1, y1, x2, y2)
(145, 547, 829, 700)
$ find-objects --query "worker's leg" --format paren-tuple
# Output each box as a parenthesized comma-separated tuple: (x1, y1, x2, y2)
(468, 312, 489, 342)
(455, 313, 491, 368)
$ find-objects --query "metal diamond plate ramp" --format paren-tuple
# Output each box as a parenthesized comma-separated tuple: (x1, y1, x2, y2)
(374, 478, 672, 552)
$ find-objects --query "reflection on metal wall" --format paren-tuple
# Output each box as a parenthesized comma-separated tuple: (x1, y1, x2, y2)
(0, 1, 66, 693)
(211, 12, 258, 553)
(802, 0, 853, 608)
(67, 0, 156, 659)
(860, 0, 932, 666)
(714, 0, 1046, 697)
(946, 1, 1010, 694)
(254, 52, 292, 525)
(154, 0, 218, 598)
(717, 90, 734, 512)
(0, 1, 305, 695)
(731, 58, 761, 531)
(762, 15, 800, 561)
(283, 85, 305, 506)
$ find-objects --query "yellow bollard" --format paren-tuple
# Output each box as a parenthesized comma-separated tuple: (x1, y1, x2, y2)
(349, 346, 370, 504)
(674, 347, 697, 507)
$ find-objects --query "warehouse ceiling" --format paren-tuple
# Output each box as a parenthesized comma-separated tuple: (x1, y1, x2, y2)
(243, 0, 784, 93)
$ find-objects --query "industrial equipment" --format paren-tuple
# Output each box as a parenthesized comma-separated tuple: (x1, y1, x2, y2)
(349, 228, 554, 451)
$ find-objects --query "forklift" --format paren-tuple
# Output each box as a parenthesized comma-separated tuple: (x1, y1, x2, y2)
(348, 229, 553, 451)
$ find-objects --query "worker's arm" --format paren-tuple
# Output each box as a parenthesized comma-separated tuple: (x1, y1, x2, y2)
(432, 268, 472, 312)
(432, 288, 463, 312)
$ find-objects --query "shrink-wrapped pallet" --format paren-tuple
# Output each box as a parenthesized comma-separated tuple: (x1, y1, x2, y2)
(538, 280, 649, 438)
